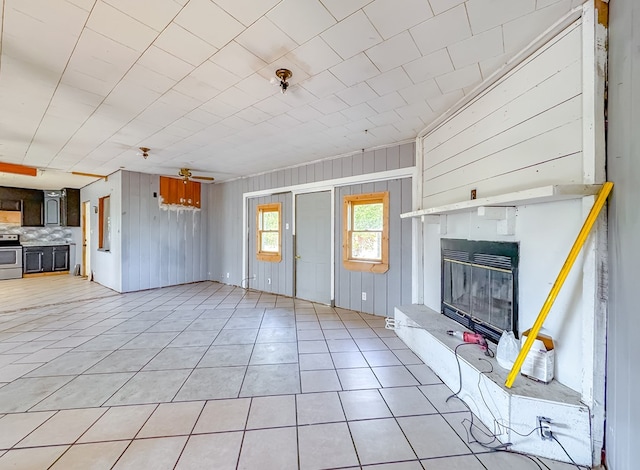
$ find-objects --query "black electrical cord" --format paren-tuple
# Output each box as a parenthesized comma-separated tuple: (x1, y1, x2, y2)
(551, 434, 588, 470)
(444, 339, 581, 470)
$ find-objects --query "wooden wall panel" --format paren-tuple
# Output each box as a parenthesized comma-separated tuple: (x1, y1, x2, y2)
(422, 23, 583, 208)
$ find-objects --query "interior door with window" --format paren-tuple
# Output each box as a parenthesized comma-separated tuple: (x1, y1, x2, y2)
(295, 191, 331, 304)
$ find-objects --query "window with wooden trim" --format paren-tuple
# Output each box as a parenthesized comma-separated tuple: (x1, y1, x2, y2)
(98, 195, 111, 251)
(343, 191, 389, 273)
(256, 203, 282, 262)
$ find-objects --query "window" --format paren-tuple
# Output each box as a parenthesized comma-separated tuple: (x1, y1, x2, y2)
(98, 195, 111, 251)
(256, 203, 282, 262)
(343, 191, 389, 273)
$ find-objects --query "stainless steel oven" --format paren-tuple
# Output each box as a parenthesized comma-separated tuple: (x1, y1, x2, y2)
(0, 234, 23, 280)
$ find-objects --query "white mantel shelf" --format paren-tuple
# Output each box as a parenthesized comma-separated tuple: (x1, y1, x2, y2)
(400, 184, 602, 218)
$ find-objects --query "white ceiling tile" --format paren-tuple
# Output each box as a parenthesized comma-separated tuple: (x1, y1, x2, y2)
(364, 0, 433, 39)
(479, 53, 510, 78)
(216, 87, 257, 109)
(211, 42, 267, 79)
(254, 95, 293, 116)
(173, 75, 221, 102)
(448, 27, 504, 69)
(279, 86, 317, 107)
(427, 89, 464, 114)
(285, 37, 342, 76)
(365, 32, 421, 73)
(213, 0, 281, 26)
(435, 64, 482, 93)
(201, 96, 240, 118)
(321, 11, 382, 60)
(398, 79, 441, 103)
(318, 111, 350, 127)
(344, 118, 373, 132)
(236, 107, 272, 124)
(428, 0, 465, 15)
(367, 91, 406, 113)
(287, 105, 324, 123)
(395, 100, 433, 119)
(268, 0, 336, 44)
(220, 115, 253, 131)
(154, 23, 218, 67)
(103, 80, 161, 117)
(103, 0, 182, 31)
(236, 17, 299, 64)
(403, 49, 454, 84)
(503, 0, 571, 54)
(125, 64, 176, 94)
(190, 61, 241, 92)
(87, 1, 157, 52)
(335, 82, 379, 106)
(341, 103, 377, 121)
(309, 96, 349, 114)
(318, 0, 373, 21)
(410, 5, 472, 56)
(236, 74, 278, 101)
(367, 124, 402, 139)
(330, 53, 379, 87)
(184, 108, 222, 126)
(466, 0, 536, 34)
(110, 119, 163, 147)
(300, 70, 345, 98)
(138, 45, 194, 81)
(175, 0, 244, 47)
(367, 110, 401, 126)
(67, 0, 96, 11)
(366, 67, 412, 96)
(267, 114, 302, 129)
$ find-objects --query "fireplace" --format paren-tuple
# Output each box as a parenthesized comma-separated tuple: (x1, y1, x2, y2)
(441, 239, 519, 344)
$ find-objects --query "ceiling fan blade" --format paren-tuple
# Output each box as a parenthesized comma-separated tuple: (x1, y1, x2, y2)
(191, 175, 215, 181)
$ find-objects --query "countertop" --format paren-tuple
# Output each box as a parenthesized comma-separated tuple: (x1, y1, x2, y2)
(21, 242, 72, 247)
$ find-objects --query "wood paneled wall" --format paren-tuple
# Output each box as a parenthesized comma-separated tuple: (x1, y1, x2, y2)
(422, 21, 583, 208)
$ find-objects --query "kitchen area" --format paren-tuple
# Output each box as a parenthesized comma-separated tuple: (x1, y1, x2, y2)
(0, 186, 81, 280)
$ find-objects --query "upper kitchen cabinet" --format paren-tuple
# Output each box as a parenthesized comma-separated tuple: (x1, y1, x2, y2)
(0, 186, 44, 226)
(62, 188, 80, 227)
(44, 190, 61, 226)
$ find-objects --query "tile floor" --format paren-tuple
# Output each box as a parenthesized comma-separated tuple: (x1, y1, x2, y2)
(0, 277, 580, 469)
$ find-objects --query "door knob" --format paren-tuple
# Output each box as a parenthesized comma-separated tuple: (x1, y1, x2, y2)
(295, 255, 301, 259)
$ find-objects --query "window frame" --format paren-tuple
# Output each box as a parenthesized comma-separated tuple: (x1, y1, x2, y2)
(342, 191, 389, 273)
(98, 195, 111, 252)
(256, 202, 282, 263)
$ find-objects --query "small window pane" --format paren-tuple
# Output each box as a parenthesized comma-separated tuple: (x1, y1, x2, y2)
(261, 232, 279, 252)
(262, 211, 279, 230)
(353, 203, 383, 231)
(351, 232, 382, 260)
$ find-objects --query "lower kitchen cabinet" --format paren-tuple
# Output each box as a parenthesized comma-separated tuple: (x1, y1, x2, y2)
(23, 245, 69, 274)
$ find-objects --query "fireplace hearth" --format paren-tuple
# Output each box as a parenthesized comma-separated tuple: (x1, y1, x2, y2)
(441, 239, 519, 344)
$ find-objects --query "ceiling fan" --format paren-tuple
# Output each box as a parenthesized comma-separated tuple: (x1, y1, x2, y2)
(177, 168, 215, 184)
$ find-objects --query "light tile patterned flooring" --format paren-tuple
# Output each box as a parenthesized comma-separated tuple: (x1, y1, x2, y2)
(0, 277, 578, 469)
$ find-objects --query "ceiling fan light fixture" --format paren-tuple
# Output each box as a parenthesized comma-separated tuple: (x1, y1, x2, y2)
(139, 147, 150, 159)
(178, 167, 192, 184)
(274, 68, 292, 94)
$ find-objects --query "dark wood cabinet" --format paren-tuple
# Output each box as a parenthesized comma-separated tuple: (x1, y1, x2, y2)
(0, 186, 43, 226)
(23, 245, 69, 273)
(62, 188, 80, 227)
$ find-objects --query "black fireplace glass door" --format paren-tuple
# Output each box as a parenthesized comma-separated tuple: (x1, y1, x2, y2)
(471, 265, 512, 331)
(443, 260, 471, 314)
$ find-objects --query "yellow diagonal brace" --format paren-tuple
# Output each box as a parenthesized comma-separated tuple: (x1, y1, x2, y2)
(505, 182, 614, 388)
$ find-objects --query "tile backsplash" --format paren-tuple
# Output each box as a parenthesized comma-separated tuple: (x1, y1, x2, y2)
(0, 223, 75, 244)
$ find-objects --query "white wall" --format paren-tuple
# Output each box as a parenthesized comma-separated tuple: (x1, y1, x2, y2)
(420, 19, 592, 393)
(605, 0, 640, 468)
(80, 171, 122, 292)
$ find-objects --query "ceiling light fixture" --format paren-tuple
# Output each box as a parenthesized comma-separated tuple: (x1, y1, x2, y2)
(139, 147, 150, 159)
(273, 68, 292, 94)
(178, 168, 192, 184)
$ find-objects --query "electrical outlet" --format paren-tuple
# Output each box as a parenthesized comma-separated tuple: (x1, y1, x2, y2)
(538, 416, 552, 440)
(267, 278, 271, 285)
(362, 292, 367, 301)
(226, 273, 230, 279)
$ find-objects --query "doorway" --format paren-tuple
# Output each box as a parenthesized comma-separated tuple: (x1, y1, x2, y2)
(295, 191, 331, 304)
(82, 201, 90, 278)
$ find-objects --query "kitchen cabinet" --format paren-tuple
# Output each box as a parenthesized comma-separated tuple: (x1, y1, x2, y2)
(44, 191, 61, 226)
(62, 188, 80, 227)
(0, 186, 43, 226)
(23, 245, 69, 274)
